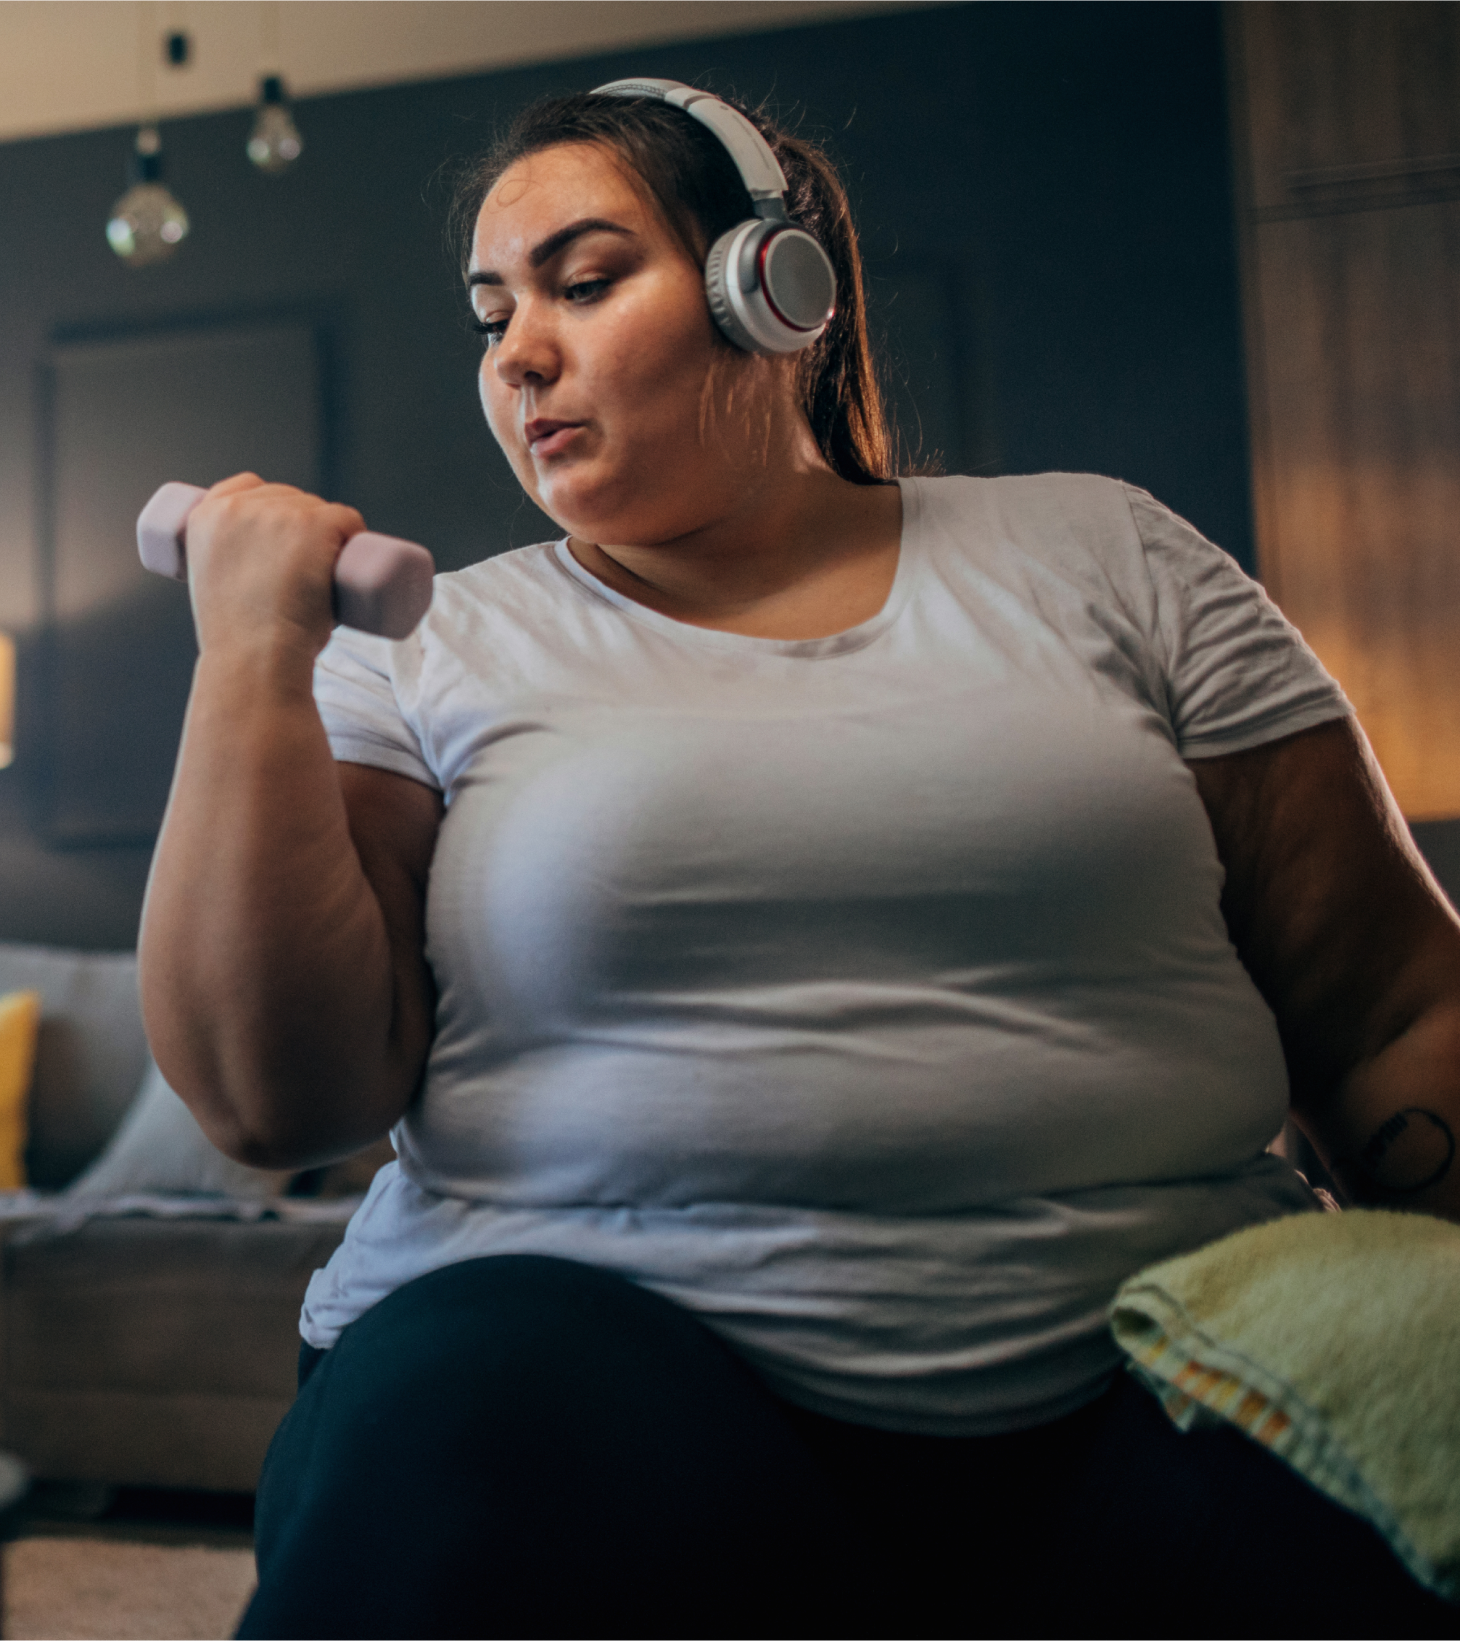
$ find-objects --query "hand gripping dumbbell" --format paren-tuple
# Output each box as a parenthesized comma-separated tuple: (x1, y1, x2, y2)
(137, 482, 435, 641)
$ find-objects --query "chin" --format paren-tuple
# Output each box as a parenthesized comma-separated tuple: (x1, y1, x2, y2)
(536, 473, 645, 542)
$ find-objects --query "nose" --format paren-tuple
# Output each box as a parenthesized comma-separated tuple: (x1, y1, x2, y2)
(491, 295, 560, 391)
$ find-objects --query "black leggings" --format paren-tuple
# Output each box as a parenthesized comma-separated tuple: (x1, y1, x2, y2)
(238, 1254, 1457, 1640)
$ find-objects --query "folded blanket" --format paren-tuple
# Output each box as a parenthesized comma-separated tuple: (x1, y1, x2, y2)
(1110, 1209, 1460, 1603)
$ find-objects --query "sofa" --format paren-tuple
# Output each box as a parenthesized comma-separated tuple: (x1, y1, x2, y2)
(0, 940, 365, 1494)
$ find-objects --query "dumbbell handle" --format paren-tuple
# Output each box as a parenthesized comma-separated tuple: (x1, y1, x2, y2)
(137, 482, 435, 641)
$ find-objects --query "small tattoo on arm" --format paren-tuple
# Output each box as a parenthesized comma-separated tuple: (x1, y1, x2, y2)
(1353, 1108, 1455, 1195)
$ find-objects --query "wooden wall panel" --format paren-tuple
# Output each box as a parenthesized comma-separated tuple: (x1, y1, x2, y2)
(1230, 2, 1460, 817)
(1238, 2, 1460, 214)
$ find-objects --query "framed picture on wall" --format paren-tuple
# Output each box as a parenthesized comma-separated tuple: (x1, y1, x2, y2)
(36, 315, 328, 845)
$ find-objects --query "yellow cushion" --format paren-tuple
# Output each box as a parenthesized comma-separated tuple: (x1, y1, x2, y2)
(0, 989, 41, 1190)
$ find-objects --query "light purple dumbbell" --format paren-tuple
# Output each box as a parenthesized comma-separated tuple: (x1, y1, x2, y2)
(137, 482, 435, 641)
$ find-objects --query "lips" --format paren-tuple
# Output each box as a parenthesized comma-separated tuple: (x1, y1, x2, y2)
(524, 418, 584, 457)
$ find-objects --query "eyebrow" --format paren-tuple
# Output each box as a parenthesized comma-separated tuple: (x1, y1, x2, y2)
(468, 217, 636, 286)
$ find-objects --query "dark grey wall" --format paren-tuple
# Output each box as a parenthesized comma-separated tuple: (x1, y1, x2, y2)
(0, 3, 1282, 947)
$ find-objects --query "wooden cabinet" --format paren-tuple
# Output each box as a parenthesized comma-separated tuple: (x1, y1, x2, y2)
(1228, 2, 1460, 817)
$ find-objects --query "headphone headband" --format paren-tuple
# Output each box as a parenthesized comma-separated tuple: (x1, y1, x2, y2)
(591, 78, 788, 218)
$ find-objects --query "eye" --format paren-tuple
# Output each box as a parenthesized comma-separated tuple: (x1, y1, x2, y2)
(468, 282, 509, 347)
(563, 277, 610, 305)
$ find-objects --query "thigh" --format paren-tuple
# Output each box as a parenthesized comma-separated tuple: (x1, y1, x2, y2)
(785, 1376, 1458, 1640)
(1049, 1371, 1450, 1627)
(1004, 1374, 1458, 1639)
(239, 1255, 873, 1641)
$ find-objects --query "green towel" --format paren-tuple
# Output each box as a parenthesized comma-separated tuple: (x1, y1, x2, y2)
(1110, 1209, 1460, 1602)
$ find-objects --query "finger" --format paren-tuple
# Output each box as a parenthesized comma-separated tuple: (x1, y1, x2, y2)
(318, 502, 368, 545)
(196, 488, 362, 549)
(207, 471, 269, 497)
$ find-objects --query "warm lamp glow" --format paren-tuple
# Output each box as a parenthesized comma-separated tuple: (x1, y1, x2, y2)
(0, 633, 13, 769)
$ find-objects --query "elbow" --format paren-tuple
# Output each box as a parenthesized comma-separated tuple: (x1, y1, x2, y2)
(191, 1099, 376, 1173)
(143, 979, 419, 1170)
(206, 1112, 314, 1172)
(163, 1072, 309, 1171)
(147, 1049, 328, 1172)
(160, 1054, 405, 1172)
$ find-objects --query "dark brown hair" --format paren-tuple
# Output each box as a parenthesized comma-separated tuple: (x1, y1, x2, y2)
(451, 89, 893, 485)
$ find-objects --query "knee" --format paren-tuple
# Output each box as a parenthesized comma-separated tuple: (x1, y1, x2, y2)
(249, 1256, 856, 1638)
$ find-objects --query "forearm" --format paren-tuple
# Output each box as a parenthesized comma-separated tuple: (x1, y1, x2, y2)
(1295, 1000, 1460, 1222)
(139, 640, 406, 1166)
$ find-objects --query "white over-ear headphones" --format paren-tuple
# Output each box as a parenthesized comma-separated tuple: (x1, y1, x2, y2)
(591, 77, 837, 356)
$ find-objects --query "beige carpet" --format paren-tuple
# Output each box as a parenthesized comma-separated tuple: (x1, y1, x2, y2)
(4, 1536, 256, 1640)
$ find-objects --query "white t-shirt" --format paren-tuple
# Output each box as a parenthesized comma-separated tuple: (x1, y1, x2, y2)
(301, 473, 1349, 1435)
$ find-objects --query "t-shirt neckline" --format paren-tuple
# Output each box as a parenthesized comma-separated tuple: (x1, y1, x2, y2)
(549, 476, 922, 659)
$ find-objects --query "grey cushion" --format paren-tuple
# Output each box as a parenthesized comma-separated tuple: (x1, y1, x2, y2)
(0, 943, 149, 1188)
(63, 1059, 294, 1200)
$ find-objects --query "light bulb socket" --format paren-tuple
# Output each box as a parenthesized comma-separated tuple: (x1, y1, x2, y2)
(260, 75, 287, 106)
(130, 126, 164, 184)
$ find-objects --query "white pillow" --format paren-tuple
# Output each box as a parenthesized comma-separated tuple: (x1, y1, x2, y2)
(62, 1058, 294, 1200)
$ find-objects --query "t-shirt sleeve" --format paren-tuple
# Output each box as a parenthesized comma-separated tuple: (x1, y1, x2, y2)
(313, 627, 438, 790)
(1123, 484, 1353, 759)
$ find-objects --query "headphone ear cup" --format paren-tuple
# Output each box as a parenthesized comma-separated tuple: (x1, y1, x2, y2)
(704, 223, 764, 353)
(704, 220, 835, 355)
(760, 229, 837, 334)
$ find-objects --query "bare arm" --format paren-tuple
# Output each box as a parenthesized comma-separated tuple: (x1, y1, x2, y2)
(138, 475, 442, 1168)
(1190, 717, 1460, 1218)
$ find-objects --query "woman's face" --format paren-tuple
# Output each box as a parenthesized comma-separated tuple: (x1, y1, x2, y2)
(470, 141, 762, 547)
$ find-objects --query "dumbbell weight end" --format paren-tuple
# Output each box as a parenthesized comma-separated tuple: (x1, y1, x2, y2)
(135, 482, 435, 641)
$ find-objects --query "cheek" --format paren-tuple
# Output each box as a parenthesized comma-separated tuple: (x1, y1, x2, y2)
(592, 291, 718, 431)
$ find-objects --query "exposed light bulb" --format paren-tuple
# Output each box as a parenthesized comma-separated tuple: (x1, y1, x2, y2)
(107, 127, 190, 267)
(247, 76, 303, 174)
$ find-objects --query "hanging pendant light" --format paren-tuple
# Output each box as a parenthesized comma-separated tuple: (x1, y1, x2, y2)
(106, 126, 190, 267)
(247, 2, 302, 176)
(247, 74, 303, 174)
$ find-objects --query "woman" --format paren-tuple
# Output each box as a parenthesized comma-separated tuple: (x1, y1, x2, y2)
(139, 86, 1460, 1637)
